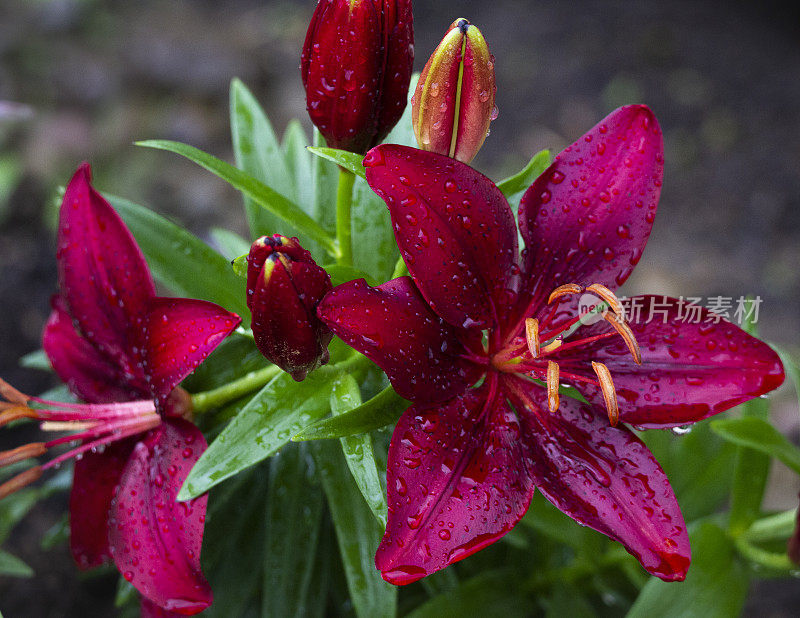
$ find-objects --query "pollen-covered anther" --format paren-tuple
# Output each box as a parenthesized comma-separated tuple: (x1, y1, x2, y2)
(541, 337, 563, 355)
(0, 442, 46, 467)
(0, 406, 39, 428)
(546, 361, 560, 413)
(603, 313, 642, 365)
(585, 283, 623, 317)
(0, 467, 43, 501)
(547, 283, 584, 305)
(525, 318, 540, 358)
(0, 378, 30, 406)
(592, 361, 620, 427)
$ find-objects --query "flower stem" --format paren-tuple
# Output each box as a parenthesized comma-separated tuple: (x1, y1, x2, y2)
(336, 168, 356, 266)
(191, 365, 281, 414)
(742, 508, 798, 543)
(734, 535, 795, 571)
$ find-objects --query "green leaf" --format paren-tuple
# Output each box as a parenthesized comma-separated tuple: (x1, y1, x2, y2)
(136, 140, 337, 256)
(40, 513, 69, 551)
(407, 570, 528, 618)
(115, 579, 137, 609)
(331, 375, 388, 528)
(351, 174, 399, 281)
(229, 78, 295, 238)
(19, 349, 51, 371)
(0, 550, 34, 578)
(180, 334, 266, 394)
(497, 149, 552, 210)
(262, 444, 325, 618)
(293, 385, 407, 441)
(521, 493, 604, 551)
(0, 489, 39, 544)
(311, 129, 339, 235)
(209, 227, 251, 261)
(626, 523, 748, 618)
(312, 440, 397, 618)
(383, 73, 420, 148)
(711, 416, 800, 475)
(544, 584, 596, 618)
(771, 343, 800, 412)
(307, 147, 366, 179)
(283, 120, 316, 211)
(109, 194, 249, 327)
(179, 366, 340, 499)
(323, 263, 375, 287)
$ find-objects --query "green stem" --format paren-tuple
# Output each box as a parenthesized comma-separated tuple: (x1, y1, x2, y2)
(742, 509, 798, 543)
(191, 365, 281, 413)
(734, 536, 795, 571)
(336, 168, 356, 266)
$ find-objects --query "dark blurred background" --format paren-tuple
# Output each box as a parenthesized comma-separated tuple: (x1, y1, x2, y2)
(1, 0, 799, 615)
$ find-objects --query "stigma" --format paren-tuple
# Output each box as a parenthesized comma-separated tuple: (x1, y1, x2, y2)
(0, 379, 160, 500)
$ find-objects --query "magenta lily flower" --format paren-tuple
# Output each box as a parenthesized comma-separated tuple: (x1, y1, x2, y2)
(0, 164, 240, 616)
(317, 105, 785, 585)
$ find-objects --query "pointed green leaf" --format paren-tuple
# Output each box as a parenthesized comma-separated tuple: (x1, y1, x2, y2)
(407, 570, 527, 618)
(627, 523, 748, 618)
(19, 349, 51, 371)
(108, 194, 250, 327)
(497, 149, 552, 211)
(383, 73, 420, 148)
(283, 120, 315, 206)
(179, 366, 341, 499)
(0, 550, 34, 578)
(331, 375, 388, 528)
(711, 416, 800, 475)
(293, 385, 407, 441)
(313, 440, 397, 618)
(209, 227, 251, 261)
(311, 129, 338, 234)
(351, 174, 399, 281)
(136, 140, 337, 256)
(262, 444, 325, 618)
(307, 147, 366, 179)
(323, 263, 375, 287)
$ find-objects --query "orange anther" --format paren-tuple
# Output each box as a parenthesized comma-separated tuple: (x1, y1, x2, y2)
(591, 361, 620, 427)
(547, 283, 583, 304)
(585, 283, 623, 317)
(546, 361, 560, 413)
(0, 443, 46, 467)
(0, 467, 43, 501)
(0, 378, 29, 405)
(525, 318, 540, 358)
(603, 314, 642, 365)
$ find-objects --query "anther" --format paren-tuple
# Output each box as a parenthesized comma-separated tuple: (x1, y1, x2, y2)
(541, 337, 563, 354)
(0, 443, 46, 467)
(585, 283, 623, 317)
(0, 406, 38, 428)
(546, 361, 560, 413)
(602, 314, 642, 365)
(525, 318, 540, 358)
(0, 467, 43, 500)
(547, 284, 583, 304)
(591, 361, 619, 427)
(0, 378, 30, 405)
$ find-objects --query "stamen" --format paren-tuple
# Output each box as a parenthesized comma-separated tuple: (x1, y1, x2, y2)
(586, 283, 623, 317)
(0, 406, 39, 428)
(546, 361, 560, 413)
(602, 314, 642, 364)
(591, 361, 619, 427)
(525, 318, 540, 358)
(0, 443, 46, 467)
(40, 421, 98, 433)
(0, 378, 30, 405)
(541, 338, 563, 354)
(0, 467, 43, 500)
(547, 283, 583, 304)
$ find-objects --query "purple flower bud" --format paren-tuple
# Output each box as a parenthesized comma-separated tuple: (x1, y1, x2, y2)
(247, 236, 333, 381)
(301, 0, 414, 154)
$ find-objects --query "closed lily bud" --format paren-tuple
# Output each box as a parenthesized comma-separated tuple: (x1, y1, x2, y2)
(247, 236, 334, 381)
(411, 18, 497, 163)
(301, 0, 414, 154)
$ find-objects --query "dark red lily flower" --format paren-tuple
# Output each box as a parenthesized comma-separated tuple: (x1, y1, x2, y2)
(301, 0, 414, 154)
(317, 105, 785, 585)
(0, 164, 240, 616)
(246, 235, 333, 381)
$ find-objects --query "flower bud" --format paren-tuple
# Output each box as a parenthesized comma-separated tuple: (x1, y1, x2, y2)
(246, 236, 334, 381)
(411, 18, 497, 163)
(301, 0, 414, 154)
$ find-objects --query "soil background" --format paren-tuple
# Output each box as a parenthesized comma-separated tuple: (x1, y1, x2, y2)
(1, 0, 799, 616)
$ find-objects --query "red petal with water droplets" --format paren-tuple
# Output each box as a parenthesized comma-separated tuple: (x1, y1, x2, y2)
(69, 439, 137, 569)
(57, 163, 155, 383)
(141, 297, 241, 403)
(43, 297, 149, 404)
(376, 381, 535, 585)
(555, 295, 785, 428)
(364, 144, 519, 331)
(108, 419, 211, 615)
(317, 277, 484, 403)
(505, 376, 690, 581)
(513, 106, 663, 334)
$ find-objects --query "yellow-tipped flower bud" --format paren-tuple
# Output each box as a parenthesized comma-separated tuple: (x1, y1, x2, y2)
(411, 18, 497, 163)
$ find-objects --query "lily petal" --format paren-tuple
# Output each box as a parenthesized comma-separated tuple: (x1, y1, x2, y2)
(556, 295, 785, 428)
(141, 297, 241, 403)
(364, 144, 519, 330)
(69, 439, 136, 569)
(108, 419, 212, 615)
(514, 106, 663, 330)
(141, 597, 183, 618)
(43, 297, 149, 404)
(57, 163, 156, 381)
(505, 376, 690, 581)
(376, 380, 535, 584)
(317, 277, 483, 403)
